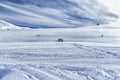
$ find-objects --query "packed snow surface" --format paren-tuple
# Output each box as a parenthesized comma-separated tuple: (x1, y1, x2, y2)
(0, 26, 120, 43)
(0, 0, 120, 79)
(0, 22, 120, 80)
(0, 42, 120, 80)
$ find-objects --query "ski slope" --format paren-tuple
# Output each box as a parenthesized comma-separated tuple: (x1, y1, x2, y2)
(0, 20, 120, 80)
(0, 42, 120, 80)
(0, 27, 120, 43)
(0, 0, 120, 79)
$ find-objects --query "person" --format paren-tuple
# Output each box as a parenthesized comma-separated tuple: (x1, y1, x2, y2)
(100, 34, 104, 37)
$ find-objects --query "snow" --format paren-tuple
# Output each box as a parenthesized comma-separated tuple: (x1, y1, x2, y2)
(0, 0, 120, 80)
(0, 26, 120, 43)
(0, 42, 120, 80)
(0, 20, 22, 30)
(0, 21, 120, 80)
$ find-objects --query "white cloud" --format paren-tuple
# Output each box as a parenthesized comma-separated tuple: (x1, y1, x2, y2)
(0, 3, 72, 27)
(98, 0, 120, 15)
(0, 0, 117, 28)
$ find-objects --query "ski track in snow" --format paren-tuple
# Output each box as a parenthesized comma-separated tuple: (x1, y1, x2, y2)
(0, 42, 120, 80)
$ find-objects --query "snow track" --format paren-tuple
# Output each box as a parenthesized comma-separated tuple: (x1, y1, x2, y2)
(0, 64, 120, 80)
(0, 42, 120, 80)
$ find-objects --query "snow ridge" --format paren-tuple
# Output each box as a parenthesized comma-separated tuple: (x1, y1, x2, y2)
(0, 20, 22, 30)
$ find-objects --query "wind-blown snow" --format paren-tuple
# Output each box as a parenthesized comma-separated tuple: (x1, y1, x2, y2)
(0, 42, 120, 80)
(0, 0, 118, 28)
(0, 21, 120, 80)
(0, 0, 120, 80)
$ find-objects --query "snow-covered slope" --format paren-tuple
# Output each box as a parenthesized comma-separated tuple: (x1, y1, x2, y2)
(0, 27, 119, 43)
(0, 0, 118, 28)
(0, 42, 120, 80)
(0, 20, 22, 30)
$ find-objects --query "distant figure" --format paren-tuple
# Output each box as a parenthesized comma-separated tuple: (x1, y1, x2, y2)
(100, 34, 104, 38)
(97, 23, 100, 25)
(7, 29, 10, 31)
(36, 34, 41, 37)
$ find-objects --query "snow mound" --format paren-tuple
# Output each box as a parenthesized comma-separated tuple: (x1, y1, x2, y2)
(0, 20, 22, 30)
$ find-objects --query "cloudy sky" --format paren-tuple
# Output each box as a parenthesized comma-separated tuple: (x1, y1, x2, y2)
(98, 0, 120, 15)
(0, 0, 118, 28)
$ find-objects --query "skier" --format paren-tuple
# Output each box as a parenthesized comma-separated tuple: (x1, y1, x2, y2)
(100, 34, 104, 38)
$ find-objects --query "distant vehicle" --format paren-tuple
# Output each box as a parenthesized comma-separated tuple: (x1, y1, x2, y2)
(56, 38, 64, 42)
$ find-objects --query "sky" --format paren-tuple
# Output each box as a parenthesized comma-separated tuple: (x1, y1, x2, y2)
(0, 0, 118, 28)
(98, 0, 120, 15)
